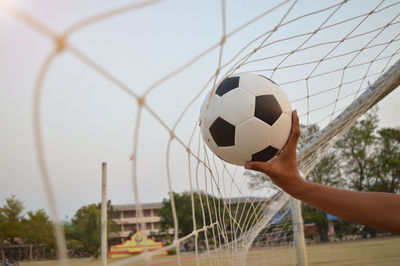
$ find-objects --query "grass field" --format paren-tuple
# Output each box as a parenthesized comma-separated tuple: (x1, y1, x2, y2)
(21, 236, 400, 265)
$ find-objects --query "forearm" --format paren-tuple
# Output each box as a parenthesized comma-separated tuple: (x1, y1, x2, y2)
(289, 178, 400, 234)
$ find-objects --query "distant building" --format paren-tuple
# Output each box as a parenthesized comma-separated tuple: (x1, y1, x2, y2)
(109, 197, 271, 244)
(110, 202, 163, 244)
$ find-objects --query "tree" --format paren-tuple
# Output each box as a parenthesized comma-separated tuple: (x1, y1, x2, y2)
(368, 127, 400, 193)
(70, 204, 101, 256)
(0, 211, 4, 240)
(159, 191, 265, 246)
(0, 196, 56, 258)
(337, 108, 400, 193)
(66, 202, 120, 257)
(306, 152, 343, 187)
(0, 195, 24, 241)
(159, 192, 210, 238)
(336, 109, 379, 191)
(64, 220, 84, 256)
(23, 209, 55, 258)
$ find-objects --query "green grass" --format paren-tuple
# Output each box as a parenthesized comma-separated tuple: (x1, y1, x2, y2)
(21, 236, 400, 265)
(305, 237, 400, 265)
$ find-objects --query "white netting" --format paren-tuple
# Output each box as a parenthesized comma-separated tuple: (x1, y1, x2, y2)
(1, 0, 400, 265)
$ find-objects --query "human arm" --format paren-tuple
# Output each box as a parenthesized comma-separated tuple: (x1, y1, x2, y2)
(244, 110, 400, 234)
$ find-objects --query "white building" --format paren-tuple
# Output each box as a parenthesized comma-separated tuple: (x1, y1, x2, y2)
(110, 202, 163, 244)
(109, 197, 270, 244)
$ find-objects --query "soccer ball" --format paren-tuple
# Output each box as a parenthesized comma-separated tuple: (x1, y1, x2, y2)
(199, 73, 292, 166)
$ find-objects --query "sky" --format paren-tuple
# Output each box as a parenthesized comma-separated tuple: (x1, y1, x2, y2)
(0, 0, 399, 220)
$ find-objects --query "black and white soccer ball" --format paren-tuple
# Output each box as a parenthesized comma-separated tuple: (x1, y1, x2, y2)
(200, 73, 292, 166)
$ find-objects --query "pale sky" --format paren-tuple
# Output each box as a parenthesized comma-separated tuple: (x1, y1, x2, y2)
(0, 0, 399, 219)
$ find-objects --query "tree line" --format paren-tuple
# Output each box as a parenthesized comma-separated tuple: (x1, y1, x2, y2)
(0, 195, 54, 259)
(0, 197, 120, 259)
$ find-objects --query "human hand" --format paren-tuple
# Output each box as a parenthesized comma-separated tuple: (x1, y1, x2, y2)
(244, 110, 304, 195)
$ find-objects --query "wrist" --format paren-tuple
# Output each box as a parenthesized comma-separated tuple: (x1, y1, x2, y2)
(285, 175, 309, 199)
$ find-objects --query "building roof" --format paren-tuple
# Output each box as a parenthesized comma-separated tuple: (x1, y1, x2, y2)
(113, 202, 163, 210)
(112, 197, 269, 211)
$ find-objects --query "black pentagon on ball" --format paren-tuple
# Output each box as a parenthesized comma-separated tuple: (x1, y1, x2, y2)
(209, 117, 235, 147)
(258, 74, 278, 85)
(254, 95, 282, 126)
(252, 146, 279, 162)
(215, 77, 240, 97)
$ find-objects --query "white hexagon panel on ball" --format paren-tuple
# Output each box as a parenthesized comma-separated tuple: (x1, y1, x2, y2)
(219, 88, 255, 126)
(218, 146, 251, 166)
(235, 117, 272, 154)
(239, 73, 276, 96)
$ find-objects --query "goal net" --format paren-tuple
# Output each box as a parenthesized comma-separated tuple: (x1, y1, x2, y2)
(1, 0, 399, 265)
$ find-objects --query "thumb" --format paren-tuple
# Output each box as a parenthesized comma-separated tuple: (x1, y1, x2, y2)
(244, 161, 270, 174)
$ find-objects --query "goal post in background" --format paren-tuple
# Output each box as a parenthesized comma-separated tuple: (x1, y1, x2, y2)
(101, 162, 108, 266)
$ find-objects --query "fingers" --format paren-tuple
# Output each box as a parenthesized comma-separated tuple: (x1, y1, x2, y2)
(280, 110, 300, 156)
(244, 161, 270, 174)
